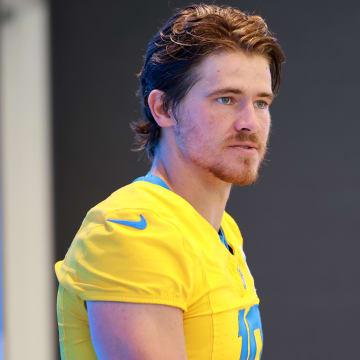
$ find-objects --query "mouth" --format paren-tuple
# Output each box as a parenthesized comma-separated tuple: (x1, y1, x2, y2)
(229, 144, 258, 154)
(230, 143, 258, 149)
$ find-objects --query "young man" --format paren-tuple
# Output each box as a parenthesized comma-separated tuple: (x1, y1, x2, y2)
(55, 4, 284, 359)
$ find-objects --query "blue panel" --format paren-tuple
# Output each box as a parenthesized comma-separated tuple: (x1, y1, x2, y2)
(238, 309, 249, 360)
(238, 305, 263, 360)
(247, 305, 263, 360)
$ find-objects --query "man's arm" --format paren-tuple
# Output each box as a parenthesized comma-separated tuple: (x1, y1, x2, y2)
(87, 301, 188, 360)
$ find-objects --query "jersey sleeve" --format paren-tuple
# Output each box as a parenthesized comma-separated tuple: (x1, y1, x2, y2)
(55, 208, 194, 311)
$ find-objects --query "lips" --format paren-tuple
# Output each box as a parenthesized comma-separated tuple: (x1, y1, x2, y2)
(230, 143, 258, 150)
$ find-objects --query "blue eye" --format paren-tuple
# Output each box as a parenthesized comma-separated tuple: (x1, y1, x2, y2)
(217, 97, 232, 105)
(254, 100, 267, 109)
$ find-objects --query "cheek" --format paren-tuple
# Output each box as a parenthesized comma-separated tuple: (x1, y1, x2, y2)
(188, 109, 219, 138)
(260, 114, 271, 138)
(178, 101, 224, 147)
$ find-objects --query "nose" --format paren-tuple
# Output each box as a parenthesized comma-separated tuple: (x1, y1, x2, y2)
(234, 102, 257, 132)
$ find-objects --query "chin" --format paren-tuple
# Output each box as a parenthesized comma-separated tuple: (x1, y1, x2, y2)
(224, 171, 258, 186)
(210, 164, 259, 186)
(210, 161, 260, 186)
(232, 172, 259, 186)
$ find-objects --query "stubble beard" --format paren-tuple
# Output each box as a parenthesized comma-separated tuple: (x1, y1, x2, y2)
(209, 132, 269, 186)
(207, 150, 266, 186)
(176, 130, 268, 186)
(173, 111, 268, 186)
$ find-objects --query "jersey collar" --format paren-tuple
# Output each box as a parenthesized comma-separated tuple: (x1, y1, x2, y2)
(132, 172, 171, 191)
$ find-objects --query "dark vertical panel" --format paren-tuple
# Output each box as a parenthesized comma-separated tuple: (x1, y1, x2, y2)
(51, 1, 360, 359)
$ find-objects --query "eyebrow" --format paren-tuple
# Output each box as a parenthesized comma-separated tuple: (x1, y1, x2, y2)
(207, 87, 274, 101)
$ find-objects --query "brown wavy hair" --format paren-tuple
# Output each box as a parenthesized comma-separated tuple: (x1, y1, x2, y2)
(131, 4, 285, 160)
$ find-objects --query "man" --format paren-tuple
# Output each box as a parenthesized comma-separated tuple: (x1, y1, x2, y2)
(55, 4, 284, 359)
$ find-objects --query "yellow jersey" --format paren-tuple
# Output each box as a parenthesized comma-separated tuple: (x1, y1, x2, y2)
(55, 174, 263, 359)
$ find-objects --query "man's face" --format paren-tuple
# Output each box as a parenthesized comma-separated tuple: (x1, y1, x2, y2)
(172, 50, 273, 186)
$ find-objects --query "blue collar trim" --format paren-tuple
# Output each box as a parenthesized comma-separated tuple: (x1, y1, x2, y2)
(218, 227, 231, 252)
(132, 172, 171, 191)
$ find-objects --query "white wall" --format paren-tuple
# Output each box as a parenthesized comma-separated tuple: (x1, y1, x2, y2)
(0, 0, 54, 358)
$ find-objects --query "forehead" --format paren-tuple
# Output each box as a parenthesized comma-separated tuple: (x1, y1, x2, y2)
(192, 50, 272, 93)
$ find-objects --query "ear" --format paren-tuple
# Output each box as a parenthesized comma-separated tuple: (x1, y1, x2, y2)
(147, 89, 175, 128)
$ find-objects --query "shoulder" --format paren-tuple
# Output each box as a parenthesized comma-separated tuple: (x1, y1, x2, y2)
(56, 182, 196, 306)
(84, 180, 186, 228)
(73, 182, 188, 259)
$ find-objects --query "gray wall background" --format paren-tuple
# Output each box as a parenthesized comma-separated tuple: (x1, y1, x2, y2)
(51, 1, 360, 359)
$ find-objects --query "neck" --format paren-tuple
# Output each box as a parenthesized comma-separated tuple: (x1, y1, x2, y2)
(150, 147, 232, 231)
